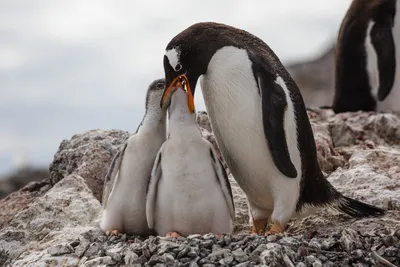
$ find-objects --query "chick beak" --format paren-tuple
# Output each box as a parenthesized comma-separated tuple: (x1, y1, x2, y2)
(161, 74, 195, 113)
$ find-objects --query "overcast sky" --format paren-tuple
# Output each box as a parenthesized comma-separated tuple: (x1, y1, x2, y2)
(0, 0, 350, 176)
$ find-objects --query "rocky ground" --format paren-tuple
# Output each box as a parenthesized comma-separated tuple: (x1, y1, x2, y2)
(0, 110, 399, 267)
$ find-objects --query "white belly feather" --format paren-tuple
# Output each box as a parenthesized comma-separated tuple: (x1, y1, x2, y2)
(200, 46, 302, 211)
(101, 133, 163, 235)
(154, 139, 233, 236)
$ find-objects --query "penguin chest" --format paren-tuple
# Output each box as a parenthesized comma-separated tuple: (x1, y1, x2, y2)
(154, 142, 232, 236)
(200, 46, 301, 208)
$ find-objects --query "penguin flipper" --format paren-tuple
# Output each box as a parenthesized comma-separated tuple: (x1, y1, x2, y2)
(370, 13, 396, 101)
(208, 145, 235, 220)
(251, 56, 298, 178)
(146, 148, 163, 230)
(102, 142, 128, 208)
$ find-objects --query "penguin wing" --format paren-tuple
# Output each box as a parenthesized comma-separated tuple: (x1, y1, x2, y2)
(250, 53, 298, 178)
(370, 15, 396, 101)
(208, 144, 235, 221)
(145, 145, 164, 230)
(102, 142, 128, 208)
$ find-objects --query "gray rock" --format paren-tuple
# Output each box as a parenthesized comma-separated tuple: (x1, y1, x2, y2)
(83, 256, 114, 267)
(105, 246, 122, 261)
(232, 248, 248, 262)
(84, 242, 102, 258)
(49, 129, 130, 201)
(47, 243, 73, 256)
(74, 240, 90, 257)
(124, 250, 139, 265)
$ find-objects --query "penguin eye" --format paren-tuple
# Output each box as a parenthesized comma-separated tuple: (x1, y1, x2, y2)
(156, 83, 164, 89)
(175, 63, 182, 72)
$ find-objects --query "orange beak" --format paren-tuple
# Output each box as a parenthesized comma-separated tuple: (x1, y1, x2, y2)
(161, 74, 195, 113)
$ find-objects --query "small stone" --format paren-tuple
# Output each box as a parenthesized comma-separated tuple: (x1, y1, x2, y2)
(377, 246, 387, 256)
(70, 240, 80, 247)
(394, 228, 400, 239)
(207, 249, 231, 261)
(202, 240, 214, 249)
(305, 255, 321, 266)
(312, 261, 322, 267)
(148, 254, 166, 265)
(203, 233, 216, 240)
(177, 245, 190, 258)
(97, 236, 107, 242)
(260, 243, 282, 265)
(105, 247, 122, 261)
(83, 256, 114, 267)
(47, 243, 73, 256)
(296, 263, 306, 267)
(352, 249, 364, 259)
(297, 247, 308, 257)
(187, 234, 202, 239)
(235, 262, 250, 267)
(224, 235, 231, 245)
(322, 238, 336, 250)
(219, 253, 234, 265)
(189, 262, 199, 267)
(202, 264, 216, 267)
(179, 257, 191, 263)
(309, 238, 322, 249)
(128, 242, 140, 252)
(232, 248, 248, 262)
(84, 242, 102, 258)
(384, 246, 398, 257)
(124, 250, 139, 265)
(267, 235, 278, 242)
(187, 247, 199, 258)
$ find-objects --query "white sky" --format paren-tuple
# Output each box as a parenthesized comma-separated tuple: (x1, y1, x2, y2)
(0, 0, 350, 175)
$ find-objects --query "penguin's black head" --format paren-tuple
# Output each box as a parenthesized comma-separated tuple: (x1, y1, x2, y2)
(160, 22, 237, 113)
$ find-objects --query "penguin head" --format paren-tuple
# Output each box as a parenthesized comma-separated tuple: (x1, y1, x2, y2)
(145, 78, 166, 114)
(160, 22, 235, 113)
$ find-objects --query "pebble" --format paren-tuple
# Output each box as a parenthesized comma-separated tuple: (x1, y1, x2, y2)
(232, 248, 248, 262)
(83, 242, 102, 258)
(35, 222, 399, 267)
(47, 243, 73, 256)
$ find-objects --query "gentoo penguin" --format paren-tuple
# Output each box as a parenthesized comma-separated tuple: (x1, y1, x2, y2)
(100, 78, 167, 236)
(160, 22, 385, 235)
(333, 0, 398, 113)
(146, 86, 235, 237)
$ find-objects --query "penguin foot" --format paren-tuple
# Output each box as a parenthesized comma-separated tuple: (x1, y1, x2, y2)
(166, 231, 182, 238)
(251, 218, 269, 235)
(265, 221, 284, 235)
(105, 229, 121, 236)
(216, 234, 224, 238)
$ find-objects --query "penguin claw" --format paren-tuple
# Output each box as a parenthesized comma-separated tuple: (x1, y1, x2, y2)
(166, 231, 181, 238)
(265, 222, 284, 236)
(251, 218, 268, 235)
(106, 229, 121, 236)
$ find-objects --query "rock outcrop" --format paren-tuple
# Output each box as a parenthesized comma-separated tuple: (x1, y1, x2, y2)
(0, 110, 399, 266)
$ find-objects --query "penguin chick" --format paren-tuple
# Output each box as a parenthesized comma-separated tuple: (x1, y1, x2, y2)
(146, 86, 235, 237)
(100, 78, 167, 236)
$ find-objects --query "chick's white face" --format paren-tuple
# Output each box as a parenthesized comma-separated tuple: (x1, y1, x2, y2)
(165, 47, 182, 72)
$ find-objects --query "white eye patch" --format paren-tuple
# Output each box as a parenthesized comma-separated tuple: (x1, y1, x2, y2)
(165, 48, 182, 72)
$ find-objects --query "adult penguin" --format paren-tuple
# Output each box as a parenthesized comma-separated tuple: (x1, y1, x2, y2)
(160, 22, 385, 235)
(333, 0, 397, 113)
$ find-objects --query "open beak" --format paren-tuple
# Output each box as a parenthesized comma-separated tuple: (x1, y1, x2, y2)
(161, 74, 195, 113)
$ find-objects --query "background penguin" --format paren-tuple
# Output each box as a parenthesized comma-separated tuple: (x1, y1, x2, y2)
(146, 85, 235, 237)
(160, 22, 385, 235)
(333, 0, 398, 113)
(100, 78, 167, 236)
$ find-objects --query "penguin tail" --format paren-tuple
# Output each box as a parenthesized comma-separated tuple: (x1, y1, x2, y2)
(335, 195, 386, 218)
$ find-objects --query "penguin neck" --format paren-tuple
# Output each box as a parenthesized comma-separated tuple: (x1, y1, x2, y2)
(137, 106, 166, 136)
(168, 90, 199, 138)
